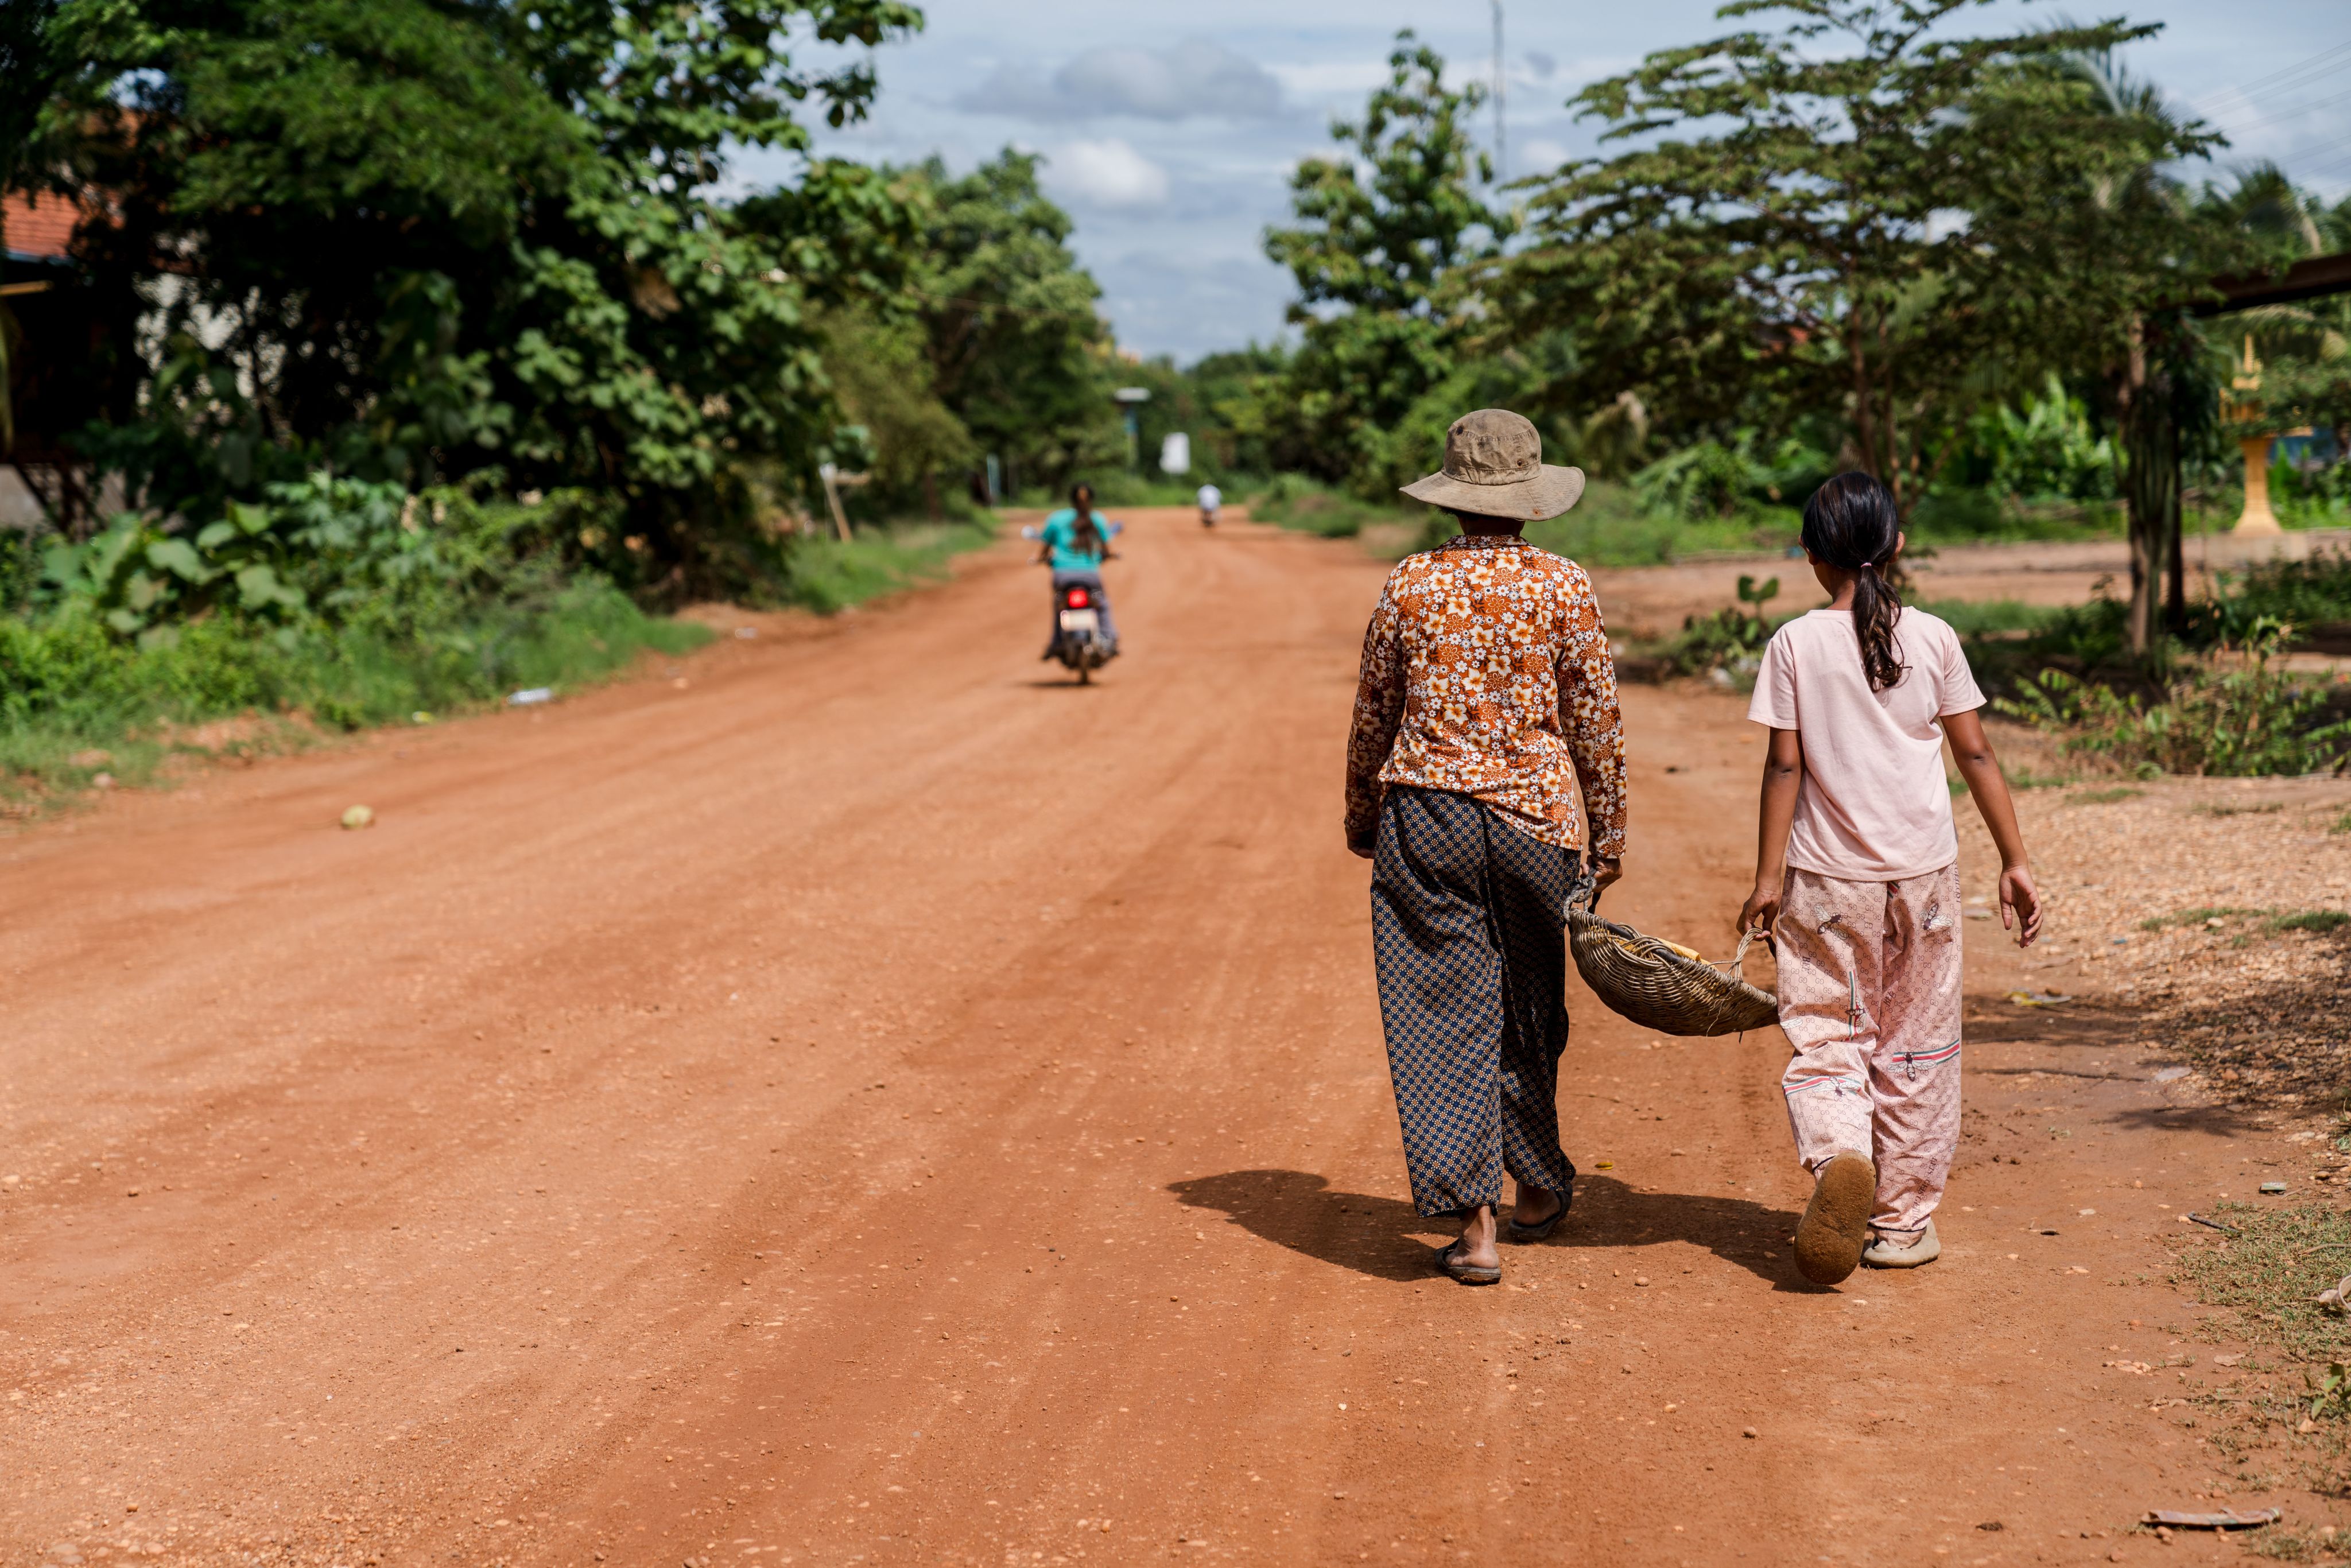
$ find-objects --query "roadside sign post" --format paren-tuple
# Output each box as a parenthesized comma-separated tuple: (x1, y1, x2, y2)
(1114, 386, 1150, 469)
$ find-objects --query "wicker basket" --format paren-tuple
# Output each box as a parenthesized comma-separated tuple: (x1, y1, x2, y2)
(1568, 905, 1779, 1037)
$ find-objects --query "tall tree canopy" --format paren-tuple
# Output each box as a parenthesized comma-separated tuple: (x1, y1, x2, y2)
(909, 152, 1122, 496)
(14, 0, 924, 594)
(1499, 0, 2224, 517)
(1254, 32, 1503, 495)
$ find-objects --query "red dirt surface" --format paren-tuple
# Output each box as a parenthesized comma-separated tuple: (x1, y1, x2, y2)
(0, 509, 2308, 1566)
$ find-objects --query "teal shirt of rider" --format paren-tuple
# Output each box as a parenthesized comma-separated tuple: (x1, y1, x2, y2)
(1040, 509, 1110, 574)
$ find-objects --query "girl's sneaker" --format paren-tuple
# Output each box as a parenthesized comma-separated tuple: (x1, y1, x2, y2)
(1862, 1220, 1941, 1268)
(1794, 1151, 1876, 1285)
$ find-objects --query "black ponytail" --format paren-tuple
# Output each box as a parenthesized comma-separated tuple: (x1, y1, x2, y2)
(1801, 472, 1907, 690)
(1069, 483, 1101, 555)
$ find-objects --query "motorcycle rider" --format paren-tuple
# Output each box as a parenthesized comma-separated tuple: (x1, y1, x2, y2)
(1196, 481, 1222, 529)
(1037, 482, 1120, 657)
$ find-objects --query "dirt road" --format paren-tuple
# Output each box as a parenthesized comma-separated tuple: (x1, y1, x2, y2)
(0, 509, 2301, 1566)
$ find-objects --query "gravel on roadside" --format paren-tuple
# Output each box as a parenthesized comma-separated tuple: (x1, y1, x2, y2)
(2006, 771, 2351, 1116)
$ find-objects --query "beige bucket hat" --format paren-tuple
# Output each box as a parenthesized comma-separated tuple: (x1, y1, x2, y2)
(1400, 408, 1586, 521)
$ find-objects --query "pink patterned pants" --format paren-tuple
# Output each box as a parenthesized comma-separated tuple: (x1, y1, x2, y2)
(1774, 864, 1964, 1236)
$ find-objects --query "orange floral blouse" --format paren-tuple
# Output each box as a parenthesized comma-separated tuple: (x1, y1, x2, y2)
(1345, 534, 1627, 858)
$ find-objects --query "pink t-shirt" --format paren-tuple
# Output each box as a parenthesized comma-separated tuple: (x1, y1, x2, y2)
(1746, 607, 1985, 882)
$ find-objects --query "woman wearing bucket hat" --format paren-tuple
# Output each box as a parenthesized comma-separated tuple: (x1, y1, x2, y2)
(1344, 409, 1628, 1286)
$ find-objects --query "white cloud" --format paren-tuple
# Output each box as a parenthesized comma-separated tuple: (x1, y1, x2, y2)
(1516, 137, 1574, 174)
(1046, 139, 1172, 209)
(961, 39, 1282, 121)
(1266, 60, 1394, 99)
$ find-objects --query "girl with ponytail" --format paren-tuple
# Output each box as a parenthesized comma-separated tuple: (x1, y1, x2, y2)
(1736, 471, 2043, 1287)
(1801, 472, 1908, 690)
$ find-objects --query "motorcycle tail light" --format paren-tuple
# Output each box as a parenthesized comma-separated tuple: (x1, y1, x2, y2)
(1065, 587, 1091, 608)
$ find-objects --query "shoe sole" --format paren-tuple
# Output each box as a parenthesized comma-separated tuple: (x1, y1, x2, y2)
(1795, 1152, 1876, 1285)
(1863, 1225, 1940, 1268)
(1432, 1242, 1500, 1285)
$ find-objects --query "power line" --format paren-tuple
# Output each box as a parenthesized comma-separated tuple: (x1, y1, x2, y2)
(2202, 83, 2351, 137)
(2185, 37, 2351, 112)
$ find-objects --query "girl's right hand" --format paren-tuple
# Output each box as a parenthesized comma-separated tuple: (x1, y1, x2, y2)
(2000, 864, 2044, 947)
(1737, 883, 1780, 940)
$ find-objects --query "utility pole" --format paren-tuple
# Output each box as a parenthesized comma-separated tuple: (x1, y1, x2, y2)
(1491, 0, 1506, 186)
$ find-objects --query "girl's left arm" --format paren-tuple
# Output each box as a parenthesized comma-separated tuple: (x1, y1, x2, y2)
(1941, 708, 2043, 946)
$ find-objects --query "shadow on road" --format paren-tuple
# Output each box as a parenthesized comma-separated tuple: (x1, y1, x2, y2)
(2102, 1103, 2265, 1139)
(1169, 1168, 1810, 1289)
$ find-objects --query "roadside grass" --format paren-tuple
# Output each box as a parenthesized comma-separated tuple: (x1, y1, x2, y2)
(1906, 488, 2126, 542)
(1, 514, 992, 814)
(1250, 476, 1802, 564)
(1527, 482, 1797, 565)
(2194, 801, 2287, 818)
(2140, 907, 2268, 932)
(2337, 812, 2351, 836)
(0, 580, 711, 812)
(2067, 786, 2143, 805)
(2173, 1202, 2351, 1507)
(783, 520, 996, 614)
(1246, 479, 1416, 540)
(2129, 906, 2350, 937)
(1914, 598, 2063, 636)
(2244, 1525, 2342, 1563)
(2272, 911, 2351, 936)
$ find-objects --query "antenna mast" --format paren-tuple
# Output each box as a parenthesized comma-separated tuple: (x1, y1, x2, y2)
(1491, 0, 1506, 185)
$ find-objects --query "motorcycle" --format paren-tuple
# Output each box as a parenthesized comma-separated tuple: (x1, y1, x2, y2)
(1049, 578, 1112, 684)
(1021, 522, 1122, 684)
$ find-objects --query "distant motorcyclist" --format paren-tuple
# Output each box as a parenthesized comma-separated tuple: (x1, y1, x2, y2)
(1037, 483, 1120, 656)
(1196, 482, 1222, 529)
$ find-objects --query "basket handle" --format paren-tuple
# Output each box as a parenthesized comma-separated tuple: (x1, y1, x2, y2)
(1724, 925, 1770, 979)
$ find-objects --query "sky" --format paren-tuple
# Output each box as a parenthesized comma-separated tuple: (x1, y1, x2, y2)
(750, 1, 2351, 364)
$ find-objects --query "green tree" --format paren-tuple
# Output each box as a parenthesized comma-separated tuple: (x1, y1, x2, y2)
(20, 0, 924, 596)
(904, 150, 1121, 498)
(0, 0, 70, 450)
(1258, 31, 1503, 496)
(817, 305, 976, 515)
(1501, 0, 2223, 520)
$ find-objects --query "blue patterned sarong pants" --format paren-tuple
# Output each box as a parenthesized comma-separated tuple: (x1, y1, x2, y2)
(1372, 786, 1590, 1217)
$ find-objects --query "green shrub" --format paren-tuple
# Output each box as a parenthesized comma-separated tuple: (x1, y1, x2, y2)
(1247, 476, 1412, 539)
(1630, 440, 1757, 519)
(1997, 631, 2351, 777)
(1, 476, 716, 796)
(2213, 548, 2351, 641)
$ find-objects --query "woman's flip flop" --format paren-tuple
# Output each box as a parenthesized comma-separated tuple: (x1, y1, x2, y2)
(1432, 1241, 1502, 1286)
(1506, 1189, 1572, 1244)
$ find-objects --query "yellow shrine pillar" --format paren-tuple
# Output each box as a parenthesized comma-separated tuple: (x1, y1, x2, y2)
(2226, 335, 2285, 535)
(2234, 434, 2283, 535)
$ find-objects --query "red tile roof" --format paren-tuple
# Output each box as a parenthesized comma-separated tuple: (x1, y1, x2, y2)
(3, 192, 83, 261)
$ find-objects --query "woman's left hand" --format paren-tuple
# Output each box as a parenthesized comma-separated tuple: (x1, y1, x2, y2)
(1592, 855, 1623, 892)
